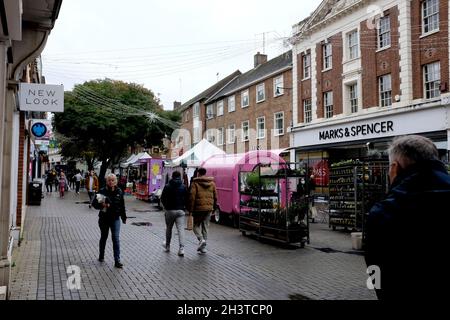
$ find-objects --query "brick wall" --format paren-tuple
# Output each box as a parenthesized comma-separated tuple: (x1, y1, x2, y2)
(411, 0, 449, 99)
(361, 6, 401, 108)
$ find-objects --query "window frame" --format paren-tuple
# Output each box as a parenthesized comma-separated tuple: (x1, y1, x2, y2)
(423, 61, 441, 99)
(241, 120, 250, 142)
(323, 42, 332, 70)
(378, 16, 391, 50)
(193, 102, 200, 118)
(274, 75, 284, 97)
(218, 127, 225, 146)
(256, 83, 266, 103)
(324, 91, 333, 118)
(227, 124, 236, 144)
(256, 117, 265, 140)
(206, 104, 215, 119)
(274, 112, 284, 136)
(304, 99, 312, 123)
(347, 30, 359, 60)
(228, 95, 236, 113)
(303, 52, 311, 79)
(241, 90, 249, 108)
(379, 74, 392, 107)
(422, 0, 440, 35)
(217, 100, 224, 116)
(349, 83, 358, 113)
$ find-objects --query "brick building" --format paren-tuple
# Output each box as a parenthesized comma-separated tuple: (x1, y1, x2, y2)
(290, 0, 450, 193)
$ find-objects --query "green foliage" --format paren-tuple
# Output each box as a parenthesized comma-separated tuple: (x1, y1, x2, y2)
(54, 79, 180, 178)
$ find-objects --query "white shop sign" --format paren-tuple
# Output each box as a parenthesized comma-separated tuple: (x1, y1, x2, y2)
(293, 106, 448, 147)
(19, 83, 64, 112)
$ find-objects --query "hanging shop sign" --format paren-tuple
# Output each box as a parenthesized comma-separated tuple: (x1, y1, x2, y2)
(30, 119, 52, 140)
(19, 83, 64, 112)
(293, 105, 448, 147)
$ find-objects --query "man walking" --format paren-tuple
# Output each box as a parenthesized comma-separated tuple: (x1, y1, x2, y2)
(92, 174, 127, 268)
(74, 171, 83, 194)
(365, 135, 450, 300)
(187, 167, 217, 254)
(160, 171, 188, 257)
(85, 170, 99, 208)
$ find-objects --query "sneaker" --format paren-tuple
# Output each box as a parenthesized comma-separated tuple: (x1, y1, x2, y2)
(197, 240, 206, 251)
(178, 247, 184, 257)
(199, 248, 207, 254)
(114, 262, 123, 268)
(162, 242, 170, 252)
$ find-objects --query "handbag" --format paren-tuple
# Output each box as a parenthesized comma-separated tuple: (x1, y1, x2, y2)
(186, 215, 193, 231)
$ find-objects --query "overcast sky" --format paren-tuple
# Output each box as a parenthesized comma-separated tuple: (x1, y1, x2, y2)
(42, 0, 321, 110)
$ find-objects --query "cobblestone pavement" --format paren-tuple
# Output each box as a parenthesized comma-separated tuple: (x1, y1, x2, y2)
(9, 189, 377, 300)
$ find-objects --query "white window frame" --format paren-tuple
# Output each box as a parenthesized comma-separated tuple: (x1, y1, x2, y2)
(422, 0, 440, 35)
(218, 127, 224, 146)
(274, 75, 284, 97)
(304, 99, 312, 123)
(324, 91, 333, 118)
(241, 90, 249, 108)
(274, 112, 284, 136)
(206, 130, 215, 143)
(323, 42, 332, 70)
(241, 120, 249, 142)
(378, 16, 391, 50)
(217, 100, 224, 116)
(193, 102, 200, 118)
(256, 83, 265, 103)
(206, 104, 215, 119)
(424, 61, 441, 99)
(379, 74, 392, 107)
(349, 83, 358, 113)
(347, 30, 359, 60)
(228, 95, 235, 113)
(256, 117, 265, 139)
(193, 127, 201, 143)
(303, 52, 311, 79)
(227, 124, 236, 144)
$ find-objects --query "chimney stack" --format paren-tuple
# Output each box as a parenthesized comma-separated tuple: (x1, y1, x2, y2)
(254, 52, 267, 68)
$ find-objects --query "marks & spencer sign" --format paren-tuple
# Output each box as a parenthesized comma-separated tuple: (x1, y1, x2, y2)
(319, 121, 394, 141)
(19, 83, 64, 112)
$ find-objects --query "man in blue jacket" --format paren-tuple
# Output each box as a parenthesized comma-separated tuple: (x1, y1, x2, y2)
(161, 171, 188, 257)
(365, 135, 450, 300)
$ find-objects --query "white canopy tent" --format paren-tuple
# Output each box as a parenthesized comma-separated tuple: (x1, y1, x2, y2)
(120, 154, 139, 168)
(170, 139, 226, 167)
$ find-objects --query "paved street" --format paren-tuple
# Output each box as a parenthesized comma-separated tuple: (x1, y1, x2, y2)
(9, 189, 376, 300)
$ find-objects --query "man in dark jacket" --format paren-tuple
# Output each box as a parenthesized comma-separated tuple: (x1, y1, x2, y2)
(365, 135, 450, 300)
(161, 171, 188, 257)
(92, 173, 127, 268)
(187, 167, 217, 254)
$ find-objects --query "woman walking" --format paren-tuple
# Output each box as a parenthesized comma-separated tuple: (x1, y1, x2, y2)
(59, 172, 69, 198)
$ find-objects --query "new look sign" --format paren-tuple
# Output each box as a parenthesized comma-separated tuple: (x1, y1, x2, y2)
(19, 83, 64, 112)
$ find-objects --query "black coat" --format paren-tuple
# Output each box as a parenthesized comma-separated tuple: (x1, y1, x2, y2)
(92, 187, 127, 222)
(365, 160, 450, 300)
(161, 178, 187, 211)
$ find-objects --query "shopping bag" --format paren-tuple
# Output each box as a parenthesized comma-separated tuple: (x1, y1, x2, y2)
(186, 215, 193, 231)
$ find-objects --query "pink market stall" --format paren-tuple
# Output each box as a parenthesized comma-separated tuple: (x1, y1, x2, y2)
(132, 152, 163, 201)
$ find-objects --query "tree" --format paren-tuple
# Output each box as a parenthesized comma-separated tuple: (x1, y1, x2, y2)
(54, 79, 180, 185)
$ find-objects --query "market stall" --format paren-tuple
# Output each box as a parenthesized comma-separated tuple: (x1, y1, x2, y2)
(131, 152, 163, 201)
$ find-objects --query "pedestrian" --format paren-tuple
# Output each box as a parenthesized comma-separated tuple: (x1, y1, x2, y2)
(92, 173, 127, 268)
(45, 171, 53, 193)
(365, 135, 450, 300)
(85, 170, 99, 208)
(187, 167, 217, 254)
(59, 172, 68, 198)
(74, 171, 82, 194)
(52, 169, 58, 191)
(160, 171, 188, 257)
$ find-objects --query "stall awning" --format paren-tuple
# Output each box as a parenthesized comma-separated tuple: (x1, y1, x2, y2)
(170, 139, 226, 167)
(120, 154, 139, 168)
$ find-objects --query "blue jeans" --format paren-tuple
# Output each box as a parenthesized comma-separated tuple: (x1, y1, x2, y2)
(99, 218, 121, 263)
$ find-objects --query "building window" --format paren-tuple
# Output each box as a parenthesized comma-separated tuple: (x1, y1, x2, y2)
(324, 91, 333, 118)
(218, 127, 224, 146)
(349, 83, 358, 113)
(227, 124, 236, 144)
(378, 16, 391, 49)
(424, 61, 441, 99)
(256, 117, 265, 139)
(242, 120, 249, 141)
(304, 99, 312, 123)
(323, 42, 332, 70)
(206, 130, 215, 143)
(217, 100, 224, 116)
(379, 74, 392, 107)
(274, 112, 284, 136)
(422, 0, 439, 34)
(193, 102, 200, 118)
(256, 83, 265, 103)
(206, 104, 214, 119)
(228, 95, 235, 113)
(303, 52, 311, 79)
(274, 75, 284, 96)
(347, 30, 359, 60)
(193, 127, 201, 143)
(241, 90, 249, 108)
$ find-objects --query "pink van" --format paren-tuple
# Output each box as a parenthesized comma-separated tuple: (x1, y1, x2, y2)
(200, 150, 287, 225)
